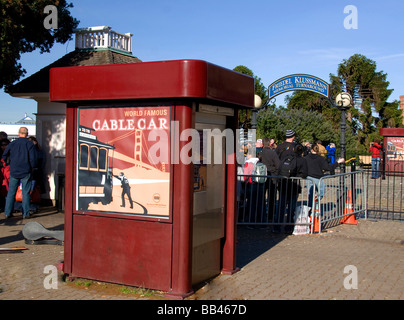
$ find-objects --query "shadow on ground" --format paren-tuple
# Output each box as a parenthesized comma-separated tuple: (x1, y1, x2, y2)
(236, 226, 287, 268)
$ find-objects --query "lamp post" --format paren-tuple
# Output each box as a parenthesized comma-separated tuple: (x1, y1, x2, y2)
(251, 94, 263, 130)
(335, 92, 353, 173)
(248, 95, 264, 156)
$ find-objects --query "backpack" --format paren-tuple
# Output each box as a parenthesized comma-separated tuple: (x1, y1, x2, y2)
(278, 153, 297, 177)
(252, 162, 268, 183)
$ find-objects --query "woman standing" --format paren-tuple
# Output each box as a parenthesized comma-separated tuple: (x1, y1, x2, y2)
(369, 139, 382, 179)
(305, 144, 344, 207)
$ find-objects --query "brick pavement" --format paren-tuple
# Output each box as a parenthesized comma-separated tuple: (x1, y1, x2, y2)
(0, 207, 403, 300)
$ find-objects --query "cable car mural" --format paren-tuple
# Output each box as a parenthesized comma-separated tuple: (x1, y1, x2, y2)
(76, 106, 171, 218)
(78, 125, 115, 210)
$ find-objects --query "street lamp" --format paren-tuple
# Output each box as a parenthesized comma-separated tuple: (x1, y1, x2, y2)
(251, 94, 263, 130)
(335, 92, 353, 173)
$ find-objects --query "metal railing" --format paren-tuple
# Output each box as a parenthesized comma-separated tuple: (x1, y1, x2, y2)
(364, 169, 404, 221)
(317, 171, 367, 232)
(237, 175, 317, 233)
(336, 154, 404, 221)
(237, 171, 367, 233)
(75, 26, 133, 53)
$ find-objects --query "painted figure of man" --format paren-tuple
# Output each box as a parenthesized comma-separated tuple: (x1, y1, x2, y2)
(113, 172, 134, 209)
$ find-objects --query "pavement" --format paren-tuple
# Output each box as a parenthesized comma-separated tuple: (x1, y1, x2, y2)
(0, 206, 403, 301)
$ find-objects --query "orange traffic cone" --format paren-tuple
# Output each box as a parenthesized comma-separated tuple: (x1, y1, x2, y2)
(310, 197, 320, 233)
(310, 215, 319, 233)
(341, 190, 358, 225)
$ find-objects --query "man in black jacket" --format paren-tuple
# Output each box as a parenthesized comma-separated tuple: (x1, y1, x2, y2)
(260, 137, 280, 223)
(2, 127, 37, 219)
(276, 129, 297, 160)
(276, 142, 309, 232)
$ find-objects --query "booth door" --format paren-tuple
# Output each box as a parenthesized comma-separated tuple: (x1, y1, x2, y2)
(192, 110, 228, 285)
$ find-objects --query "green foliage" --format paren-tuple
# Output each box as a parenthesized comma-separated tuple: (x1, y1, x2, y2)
(0, 0, 79, 89)
(331, 54, 403, 146)
(258, 108, 331, 143)
(233, 65, 253, 77)
(285, 90, 341, 129)
(233, 55, 401, 155)
(283, 54, 402, 154)
(233, 65, 268, 129)
(233, 65, 268, 102)
(257, 107, 358, 155)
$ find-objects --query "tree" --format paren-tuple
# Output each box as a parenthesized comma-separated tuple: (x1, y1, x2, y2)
(233, 65, 268, 104)
(330, 54, 403, 150)
(0, 0, 79, 90)
(259, 107, 334, 143)
(285, 54, 403, 153)
(233, 65, 268, 129)
(284, 90, 340, 129)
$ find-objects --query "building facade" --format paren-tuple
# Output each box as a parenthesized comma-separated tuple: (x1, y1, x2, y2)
(0, 113, 36, 140)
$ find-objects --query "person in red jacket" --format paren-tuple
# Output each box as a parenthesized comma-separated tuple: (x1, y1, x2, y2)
(0, 139, 10, 212)
(369, 139, 382, 179)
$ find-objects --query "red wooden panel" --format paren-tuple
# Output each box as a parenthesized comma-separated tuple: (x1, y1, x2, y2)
(380, 128, 404, 137)
(63, 107, 76, 274)
(71, 215, 172, 291)
(169, 104, 194, 298)
(49, 59, 254, 108)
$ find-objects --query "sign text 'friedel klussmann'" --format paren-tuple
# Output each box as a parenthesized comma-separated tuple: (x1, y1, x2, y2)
(268, 74, 330, 99)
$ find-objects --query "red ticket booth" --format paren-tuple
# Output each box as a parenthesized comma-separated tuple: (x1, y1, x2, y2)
(380, 128, 404, 173)
(49, 60, 254, 298)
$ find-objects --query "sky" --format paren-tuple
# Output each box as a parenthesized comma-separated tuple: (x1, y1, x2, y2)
(1, 0, 404, 123)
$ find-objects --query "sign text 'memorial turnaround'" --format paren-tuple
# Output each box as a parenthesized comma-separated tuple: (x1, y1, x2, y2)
(268, 74, 330, 100)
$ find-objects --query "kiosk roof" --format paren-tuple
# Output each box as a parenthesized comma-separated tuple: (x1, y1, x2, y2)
(50, 59, 254, 108)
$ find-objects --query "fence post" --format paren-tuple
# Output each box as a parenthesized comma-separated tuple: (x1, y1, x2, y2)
(364, 171, 368, 220)
(351, 160, 357, 207)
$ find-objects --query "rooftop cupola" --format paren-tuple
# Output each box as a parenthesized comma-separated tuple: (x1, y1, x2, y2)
(75, 26, 133, 54)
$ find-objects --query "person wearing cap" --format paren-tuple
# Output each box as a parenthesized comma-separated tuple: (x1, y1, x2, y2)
(274, 130, 298, 232)
(275, 129, 297, 160)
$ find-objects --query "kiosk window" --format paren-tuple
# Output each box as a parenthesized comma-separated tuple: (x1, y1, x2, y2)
(99, 148, 108, 171)
(79, 144, 89, 169)
(90, 146, 99, 171)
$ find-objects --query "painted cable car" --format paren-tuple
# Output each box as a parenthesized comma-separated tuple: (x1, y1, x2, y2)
(77, 125, 115, 210)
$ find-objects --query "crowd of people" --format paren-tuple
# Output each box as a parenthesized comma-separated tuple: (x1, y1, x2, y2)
(238, 129, 345, 232)
(0, 127, 45, 220)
